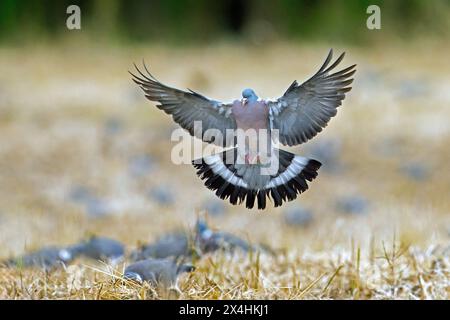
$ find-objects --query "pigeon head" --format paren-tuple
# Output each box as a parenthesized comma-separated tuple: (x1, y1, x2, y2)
(195, 219, 213, 240)
(242, 88, 258, 103)
(177, 263, 196, 275)
(124, 271, 143, 284)
(58, 249, 73, 262)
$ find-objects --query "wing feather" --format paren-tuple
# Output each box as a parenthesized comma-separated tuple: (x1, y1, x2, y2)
(130, 63, 236, 147)
(268, 49, 356, 146)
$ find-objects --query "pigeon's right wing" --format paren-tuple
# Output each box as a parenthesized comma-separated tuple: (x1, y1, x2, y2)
(267, 50, 356, 146)
(130, 63, 237, 147)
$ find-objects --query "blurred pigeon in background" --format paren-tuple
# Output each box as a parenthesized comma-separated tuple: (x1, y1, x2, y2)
(84, 198, 111, 218)
(306, 138, 342, 173)
(336, 195, 369, 215)
(129, 231, 195, 261)
(69, 185, 92, 203)
(124, 258, 195, 288)
(400, 162, 430, 182)
(103, 117, 124, 136)
(149, 185, 175, 206)
(375, 136, 407, 158)
(283, 206, 314, 227)
(396, 79, 429, 100)
(128, 154, 156, 178)
(3, 246, 73, 270)
(67, 236, 125, 263)
(131, 49, 355, 209)
(195, 219, 270, 254)
(101, 117, 125, 156)
(69, 186, 111, 218)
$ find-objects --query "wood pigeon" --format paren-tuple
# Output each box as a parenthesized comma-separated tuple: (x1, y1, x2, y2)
(67, 236, 125, 263)
(195, 219, 250, 253)
(3, 246, 73, 270)
(129, 231, 196, 261)
(131, 49, 356, 209)
(124, 258, 195, 288)
(195, 218, 273, 254)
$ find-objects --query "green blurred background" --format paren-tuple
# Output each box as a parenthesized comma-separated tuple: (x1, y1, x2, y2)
(1, 0, 449, 45)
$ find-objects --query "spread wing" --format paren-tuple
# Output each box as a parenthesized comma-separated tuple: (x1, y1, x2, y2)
(267, 49, 356, 146)
(130, 63, 237, 147)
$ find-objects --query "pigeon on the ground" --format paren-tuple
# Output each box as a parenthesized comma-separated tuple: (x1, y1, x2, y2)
(67, 236, 125, 262)
(129, 231, 195, 261)
(195, 219, 269, 254)
(3, 246, 73, 270)
(124, 258, 195, 288)
(131, 49, 355, 209)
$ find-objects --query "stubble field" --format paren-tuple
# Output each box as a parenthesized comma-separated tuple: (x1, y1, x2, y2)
(0, 41, 449, 299)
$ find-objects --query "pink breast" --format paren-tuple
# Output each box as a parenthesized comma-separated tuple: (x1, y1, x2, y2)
(232, 100, 268, 131)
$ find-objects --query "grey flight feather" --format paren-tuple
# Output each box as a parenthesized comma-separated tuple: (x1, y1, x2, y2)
(268, 49, 356, 146)
(130, 62, 236, 147)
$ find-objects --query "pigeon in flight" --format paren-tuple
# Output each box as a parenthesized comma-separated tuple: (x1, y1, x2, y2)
(130, 49, 356, 209)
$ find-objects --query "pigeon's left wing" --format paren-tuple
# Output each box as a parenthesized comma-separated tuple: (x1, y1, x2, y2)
(130, 63, 236, 147)
(267, 49, 356, 146)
